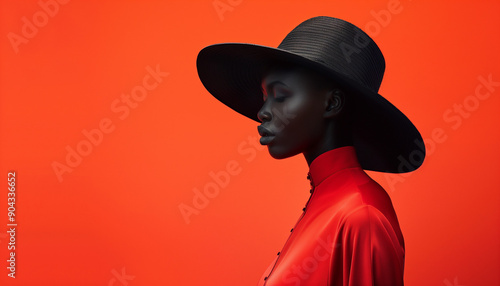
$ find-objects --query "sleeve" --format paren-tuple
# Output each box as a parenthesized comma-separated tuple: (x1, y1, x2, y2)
(335, 205, 405, 286)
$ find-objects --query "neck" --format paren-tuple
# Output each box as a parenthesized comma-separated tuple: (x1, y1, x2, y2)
(303, 121, 353, 166)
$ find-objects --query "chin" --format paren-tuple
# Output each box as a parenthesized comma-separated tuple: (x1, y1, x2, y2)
(267, 145, 299, 160)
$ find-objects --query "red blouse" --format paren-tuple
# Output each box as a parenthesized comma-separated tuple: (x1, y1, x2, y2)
(257, 146, 405, 286)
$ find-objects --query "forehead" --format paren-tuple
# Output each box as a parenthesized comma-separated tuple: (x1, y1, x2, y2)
(262, 66, 308, 84)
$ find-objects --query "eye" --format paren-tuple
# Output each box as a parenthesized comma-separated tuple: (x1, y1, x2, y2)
(275, 96, 287, 103)
(273, 86, 291, 102)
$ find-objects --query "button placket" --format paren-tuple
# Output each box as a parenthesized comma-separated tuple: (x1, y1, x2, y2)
(304, 171, 315, 210)
(263, 171, 315, 285)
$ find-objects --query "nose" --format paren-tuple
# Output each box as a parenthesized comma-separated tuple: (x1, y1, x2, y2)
(257, 100, 272, 122)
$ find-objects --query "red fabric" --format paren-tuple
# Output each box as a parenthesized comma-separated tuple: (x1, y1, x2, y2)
(257, 146, 405, 286)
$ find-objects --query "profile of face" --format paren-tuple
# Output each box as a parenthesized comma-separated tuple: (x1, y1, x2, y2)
(257, 65, 349, 163)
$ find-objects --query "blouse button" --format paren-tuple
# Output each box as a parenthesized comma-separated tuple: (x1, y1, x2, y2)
(302, 207, 306, 211)
(277, 252, 280, 255)
(264, 276, 268, 280)
(290, 228, 294, 232)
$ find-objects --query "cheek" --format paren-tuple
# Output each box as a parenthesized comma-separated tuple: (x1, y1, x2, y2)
(272, 99, 323, 143)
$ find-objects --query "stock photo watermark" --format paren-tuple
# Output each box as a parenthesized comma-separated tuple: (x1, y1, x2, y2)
(213, 0, 243, 22)
(384, 73, 499, 192)
(179, 105, 297, 224)
(341, 0, 404, 63)
(108, 267, 135, 286)
(277, 234, 340, 285)
(51, 64, 169, 182)
(178, 135, 264, 224)
(444, 276, 465, 286)
(6, 171, 17, 279)
(7, 0, 71, 54)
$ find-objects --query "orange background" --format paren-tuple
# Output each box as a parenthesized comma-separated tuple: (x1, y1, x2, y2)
(1, 0, 499, 285)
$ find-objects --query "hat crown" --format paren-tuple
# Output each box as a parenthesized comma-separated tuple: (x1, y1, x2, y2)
(277, 16, 385, 93)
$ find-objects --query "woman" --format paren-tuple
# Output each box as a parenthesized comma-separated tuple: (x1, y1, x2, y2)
(197, 16, 424, 285)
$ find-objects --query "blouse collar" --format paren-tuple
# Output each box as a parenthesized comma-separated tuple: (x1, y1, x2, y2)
(307, 146, 361, 188)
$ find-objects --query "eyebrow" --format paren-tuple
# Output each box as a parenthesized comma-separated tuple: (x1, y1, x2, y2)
(262, 80, 288, 93)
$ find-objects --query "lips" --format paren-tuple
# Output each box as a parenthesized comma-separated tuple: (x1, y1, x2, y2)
(257, 125, 276, 145)
(257, 125, 274, 137)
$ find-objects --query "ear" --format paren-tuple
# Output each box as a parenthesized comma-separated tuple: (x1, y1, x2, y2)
(323, 89, 345, 118)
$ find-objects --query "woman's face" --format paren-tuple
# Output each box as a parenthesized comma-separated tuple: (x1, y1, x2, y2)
(257, 67, 329, 160)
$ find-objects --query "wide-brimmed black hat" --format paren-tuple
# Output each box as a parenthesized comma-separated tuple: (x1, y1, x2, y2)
(196, 16, 425, 173)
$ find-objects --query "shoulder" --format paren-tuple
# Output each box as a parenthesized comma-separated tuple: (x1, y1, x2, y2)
(339, 204, 404, 254)
(340, 204, 393, 235)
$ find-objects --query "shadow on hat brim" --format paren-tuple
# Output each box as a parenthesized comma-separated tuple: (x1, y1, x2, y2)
(197, 43, 425, 173)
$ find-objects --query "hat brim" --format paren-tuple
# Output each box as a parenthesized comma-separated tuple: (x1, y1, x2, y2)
(197, 43, 425, 173)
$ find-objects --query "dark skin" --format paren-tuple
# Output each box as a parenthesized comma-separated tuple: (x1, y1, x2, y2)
(257, 66, 353, 166)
